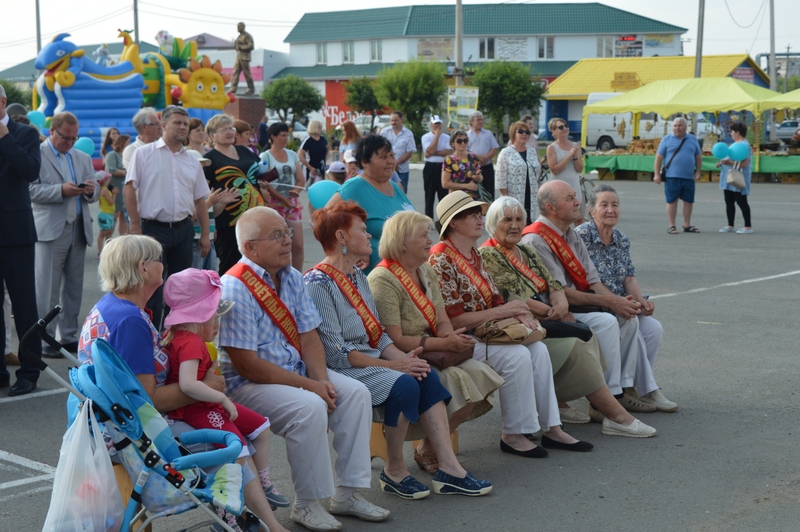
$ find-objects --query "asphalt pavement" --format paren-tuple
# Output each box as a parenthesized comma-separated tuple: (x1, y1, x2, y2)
(2, 173, 800, 531)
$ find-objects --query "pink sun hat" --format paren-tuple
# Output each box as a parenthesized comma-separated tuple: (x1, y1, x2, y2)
(163, 268, 234, 328)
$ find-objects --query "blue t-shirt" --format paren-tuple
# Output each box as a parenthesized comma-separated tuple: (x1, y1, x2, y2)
(657, 134, 701, 180)
(338, 177, 415, 274)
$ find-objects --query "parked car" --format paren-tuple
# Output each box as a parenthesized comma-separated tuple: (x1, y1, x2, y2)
(335, 114, 391, 136)
(776, 120, 799, 144)
(267, 118, 309, 143)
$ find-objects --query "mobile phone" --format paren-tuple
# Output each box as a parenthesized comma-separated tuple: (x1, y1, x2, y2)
(77, 183, 87, 188)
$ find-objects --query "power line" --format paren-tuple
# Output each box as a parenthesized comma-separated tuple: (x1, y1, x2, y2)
(139, 1, 297, 25)
(138, 9, 294, 29)
(723, 0, 768, 29)
(0, 7, 130, 50)
(746, 0, 770, 56)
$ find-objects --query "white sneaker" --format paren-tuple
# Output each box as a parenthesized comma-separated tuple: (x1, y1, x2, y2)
(290, 501, 343, 531)
(639, 389, 678, 412)
(559, 406, 591, 424)
(601, 417, 657, 438)
(719, 226, 735, 233)
(736, 227, 754, 234)
(330, 492, 390, 522)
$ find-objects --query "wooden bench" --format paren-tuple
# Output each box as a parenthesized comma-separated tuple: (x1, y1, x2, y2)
(369, 423, 458, 463)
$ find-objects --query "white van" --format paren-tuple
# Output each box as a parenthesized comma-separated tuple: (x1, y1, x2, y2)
(584, 93, 716, 151)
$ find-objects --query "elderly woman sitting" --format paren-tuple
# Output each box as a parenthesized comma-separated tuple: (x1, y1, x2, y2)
(429, 191, 592, 457)
(76, 235, 286, 532)
(367, 210, 504, 474)
(576, 185, 677, 412)
(304, 201, 492, 500)
(480, 196, 657, 432)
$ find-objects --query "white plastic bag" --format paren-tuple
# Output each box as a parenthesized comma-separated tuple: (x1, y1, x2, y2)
(43, 399, 124, 532)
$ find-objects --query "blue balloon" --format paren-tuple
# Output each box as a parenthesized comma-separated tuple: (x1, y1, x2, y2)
(307, 180, 341, 210)
(711, 142, 729, 160)
(728, 142, 750, 162)
(74, 137, 96, 156)
(27, 110, 46, 130)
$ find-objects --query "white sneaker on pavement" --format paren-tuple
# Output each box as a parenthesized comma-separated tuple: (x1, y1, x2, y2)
(330, 492, 390, 522)
(639, 389, 678, 412)
(290, 501, 343, 532)
(559, 406, 591, 424)
(601, 417, 657, 438)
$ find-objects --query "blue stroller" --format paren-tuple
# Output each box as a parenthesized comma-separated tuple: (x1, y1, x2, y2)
(25, 307, 261, 532)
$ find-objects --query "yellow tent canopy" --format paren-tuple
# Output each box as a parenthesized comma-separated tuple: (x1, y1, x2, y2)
(758, 88, 800, 112)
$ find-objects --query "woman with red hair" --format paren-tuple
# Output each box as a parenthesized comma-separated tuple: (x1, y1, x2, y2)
(304, 201, 492, 501)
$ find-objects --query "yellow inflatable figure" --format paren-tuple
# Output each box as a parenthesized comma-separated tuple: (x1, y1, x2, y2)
(172, 57, 233, 109)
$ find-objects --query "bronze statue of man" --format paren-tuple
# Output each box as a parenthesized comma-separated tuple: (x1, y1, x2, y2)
(232, 22, 255, 95)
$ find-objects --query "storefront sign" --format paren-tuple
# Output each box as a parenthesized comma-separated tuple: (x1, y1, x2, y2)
(497, 38, 527, 61)
(615, 36, 642, 57)
(644, 34, 675, 48)
(731, 67, 755, 84)
(610, 72, 641, 90)
(418, 38, 454, 61)
(447, 86, 479, 130)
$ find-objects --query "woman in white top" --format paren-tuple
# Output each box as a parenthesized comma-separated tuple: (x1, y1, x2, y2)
(546, 117, 586, 222)
(496, 121, 540, 224)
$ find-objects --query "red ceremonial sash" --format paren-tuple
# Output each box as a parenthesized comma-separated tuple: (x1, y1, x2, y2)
(226, 263, 302, 355)
(313, 263, 383, 348)
(430, 241, 493, 307)
(481, 238, 548, 294)
(522, 222, 591, 291)
(376, 260, 438, 336)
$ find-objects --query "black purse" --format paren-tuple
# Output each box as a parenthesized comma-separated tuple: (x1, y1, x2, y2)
(539, 319, 593, 342)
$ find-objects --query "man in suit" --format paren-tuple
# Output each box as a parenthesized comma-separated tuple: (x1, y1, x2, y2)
(0, 85, 43, 396)
(30, 111, 99, 359)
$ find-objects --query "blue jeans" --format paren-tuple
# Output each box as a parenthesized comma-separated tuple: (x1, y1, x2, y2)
(397, 171, 410, 193)
(192, 240, 219, 271)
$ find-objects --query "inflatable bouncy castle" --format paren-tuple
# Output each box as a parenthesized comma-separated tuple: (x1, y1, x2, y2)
(33, 32, 235, 158)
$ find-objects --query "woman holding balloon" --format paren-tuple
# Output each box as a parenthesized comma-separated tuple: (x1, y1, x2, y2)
(713, 123, 753, 234)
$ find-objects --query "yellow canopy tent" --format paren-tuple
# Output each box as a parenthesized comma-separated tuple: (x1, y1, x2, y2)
(758, 88, 800, 112)
(580, 77, 780, 170)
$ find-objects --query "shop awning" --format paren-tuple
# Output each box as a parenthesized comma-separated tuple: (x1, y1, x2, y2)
(758, 88, 800, 112)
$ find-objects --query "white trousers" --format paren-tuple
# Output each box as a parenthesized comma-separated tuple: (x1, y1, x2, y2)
(473, 341, 560, 434)
(574, 312, 638, 395)
(634, 315, 664, 396)
(229, 369, 373, 501)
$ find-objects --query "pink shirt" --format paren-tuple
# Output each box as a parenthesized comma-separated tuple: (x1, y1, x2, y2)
(126, 138, 209, 223)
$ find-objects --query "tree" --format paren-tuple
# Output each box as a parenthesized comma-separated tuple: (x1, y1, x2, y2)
(261, 75, 325, 125)
(776, 75, 800, 93)
(344, 76, 381, 130)
(470, 62, 545, 135)
(0, 79, 32, 110)
(375, 59, 447, 141)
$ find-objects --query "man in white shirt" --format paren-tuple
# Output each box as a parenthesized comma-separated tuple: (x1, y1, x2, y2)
(420, 115, 453, 219)
(122, 108, 162, 168)
(467, 111, 499, 200)
(380, 111, 416, 192)
(125, 105, 210, 328)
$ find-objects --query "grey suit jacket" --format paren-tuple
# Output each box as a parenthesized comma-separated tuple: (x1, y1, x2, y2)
(29, 140, 99, 243)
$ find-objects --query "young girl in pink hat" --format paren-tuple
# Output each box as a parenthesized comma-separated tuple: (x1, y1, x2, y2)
(162, 268, 289, 532)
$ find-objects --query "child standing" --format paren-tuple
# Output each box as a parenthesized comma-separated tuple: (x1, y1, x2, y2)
(96, 171, 116, 255)
(162, 269, 289, 532)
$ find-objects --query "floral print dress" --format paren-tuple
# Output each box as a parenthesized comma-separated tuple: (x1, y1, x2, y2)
(443, 152, 482, 200)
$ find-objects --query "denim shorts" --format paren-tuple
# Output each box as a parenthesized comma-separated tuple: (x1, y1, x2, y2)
(664, 177, 695, 204)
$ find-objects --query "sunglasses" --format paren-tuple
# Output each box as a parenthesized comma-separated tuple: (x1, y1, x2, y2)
(454, 138, 468, 144)
(556, 125, 569, 130)
(516, 129, 531, 135)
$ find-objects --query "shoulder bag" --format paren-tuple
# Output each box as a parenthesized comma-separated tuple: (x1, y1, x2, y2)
(475, 317, 546, 346)
(661, 136, 688, 176)
(726, 161, 746, 189)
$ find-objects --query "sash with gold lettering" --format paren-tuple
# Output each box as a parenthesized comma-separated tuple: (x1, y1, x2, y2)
(430, 241, 493, 307)
(481, 238, 548, 294)
(226, 263, 302, 355)
(375, 259, 438, 336)
(522, 222, 591, 291)
(313, 263, 383, 348)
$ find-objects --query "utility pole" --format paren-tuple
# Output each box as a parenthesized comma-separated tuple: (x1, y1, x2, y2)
(693, 0, 705, 133)
(785, 44, 792, 93)
(768, 0, 776, 140)
(134, 0, 140, 46)
(35, 0, 42, 53)
(455, 0, 463, 86)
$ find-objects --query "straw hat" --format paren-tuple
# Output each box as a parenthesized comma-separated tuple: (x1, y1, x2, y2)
(435, 191, 489, 238)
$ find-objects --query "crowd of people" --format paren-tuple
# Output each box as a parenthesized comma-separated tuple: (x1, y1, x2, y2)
(4, 88, 768, 530)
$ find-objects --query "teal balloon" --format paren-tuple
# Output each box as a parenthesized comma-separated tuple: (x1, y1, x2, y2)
(728, 142, 750, 162)
(27, 110, 46, 130)
(711, 142, 729, 159)
(74, 137, 96, 156)
(307, 180, 340, 210)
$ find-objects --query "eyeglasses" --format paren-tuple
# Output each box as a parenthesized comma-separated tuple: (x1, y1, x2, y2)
(54, 129, 78, 143)
(249, 228, 294, 243)
(516, 129, 531, 136)
(556, 125, 568, 130)
(217, 127, 237, 134)
(454, 138, 468, 144)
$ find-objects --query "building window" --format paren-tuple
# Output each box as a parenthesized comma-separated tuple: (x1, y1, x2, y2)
(596, 37, 613, 58)
(371, 40, 382, 62)
(538, 36, 554, 59)
(316, 43, 327, 65)
(479, 37, 495, 59)
(342, 41, 354, 64)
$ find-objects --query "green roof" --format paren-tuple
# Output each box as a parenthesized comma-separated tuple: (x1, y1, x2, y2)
(285, 3, 686, 43)
(0, 41, 160, 83)
(271, 61, 576, 81)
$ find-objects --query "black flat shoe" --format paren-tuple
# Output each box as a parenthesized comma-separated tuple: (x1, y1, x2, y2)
(541, 434, 594, 452)
(9, 379, 36, 397)
(500, 439, 548, 458)
(522, 433, 538, 442)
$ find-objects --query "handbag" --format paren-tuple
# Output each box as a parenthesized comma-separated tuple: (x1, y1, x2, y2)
(726, 162, 746, 189)
(257, 151, 280, 185)
(539, 319, 594, 342)
(43, 399, 124, 532)
(475, 317, 546, 346)
(421, 346, 475, 370)
(476, 183, 494, 204)
(661, 135, 688, 176)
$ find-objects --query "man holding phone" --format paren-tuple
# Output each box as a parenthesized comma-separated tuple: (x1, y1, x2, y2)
(30, 112, 98, 360)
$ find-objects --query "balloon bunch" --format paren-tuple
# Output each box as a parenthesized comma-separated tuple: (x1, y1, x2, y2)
(712, 142, 749, 162)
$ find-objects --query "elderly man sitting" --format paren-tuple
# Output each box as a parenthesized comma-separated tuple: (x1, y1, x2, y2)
(218, 206, 389, 532)
(521, 181, 658, 435)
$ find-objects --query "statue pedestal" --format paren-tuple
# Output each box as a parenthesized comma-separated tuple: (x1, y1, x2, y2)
(224, 94, 265, 129)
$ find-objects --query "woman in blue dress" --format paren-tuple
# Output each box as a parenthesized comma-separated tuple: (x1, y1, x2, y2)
(717, 122, 753, 234)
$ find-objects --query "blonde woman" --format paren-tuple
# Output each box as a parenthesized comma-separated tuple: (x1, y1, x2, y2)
(546, 117, 586, 221)
(299, 120, 329, 185)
